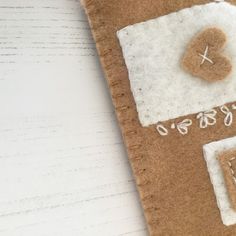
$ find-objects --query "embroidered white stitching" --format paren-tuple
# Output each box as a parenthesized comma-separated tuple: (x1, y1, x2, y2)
(199, 45, 214, 65)
(220, 105, 233, 126)
(227, 157, 236, 184)
(196, 109, 217, 128)
(156, 105, 235, 136)
(171, 119, 192, 135)
(156, 124, 168, 136)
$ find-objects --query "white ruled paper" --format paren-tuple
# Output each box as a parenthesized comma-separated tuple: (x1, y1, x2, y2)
(0, 0, 148, 235)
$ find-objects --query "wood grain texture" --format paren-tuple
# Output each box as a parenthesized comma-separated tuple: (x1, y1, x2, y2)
(0, 1, 148, 235)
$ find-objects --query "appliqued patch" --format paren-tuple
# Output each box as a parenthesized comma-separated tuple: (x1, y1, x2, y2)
(182, 28, 232, 82)
(203, 136, 236, 226)
(117, 2, 236, 127)
(218, 149, 236, 211)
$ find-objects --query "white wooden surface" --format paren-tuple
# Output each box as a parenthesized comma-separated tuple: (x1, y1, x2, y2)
(0, 0, 148, 235)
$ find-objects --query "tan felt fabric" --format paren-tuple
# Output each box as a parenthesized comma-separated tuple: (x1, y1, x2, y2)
(82, 0, 236, 235)
(182, 27, 232, 82)
(219, 149, 236, 211)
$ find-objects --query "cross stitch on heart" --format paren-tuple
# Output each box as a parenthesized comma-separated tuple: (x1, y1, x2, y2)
(182, 28, 232, 82)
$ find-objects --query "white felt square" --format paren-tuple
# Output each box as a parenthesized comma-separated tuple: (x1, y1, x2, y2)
(203, 136, 236, 226)
(117, 2, 236, 127)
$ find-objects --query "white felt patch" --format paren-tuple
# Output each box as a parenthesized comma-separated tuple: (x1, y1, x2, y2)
(117, 2, 236, 127)
(203, 136, 236, 226)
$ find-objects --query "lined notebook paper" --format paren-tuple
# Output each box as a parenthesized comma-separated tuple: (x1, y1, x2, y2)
(0, 0, 147, 235)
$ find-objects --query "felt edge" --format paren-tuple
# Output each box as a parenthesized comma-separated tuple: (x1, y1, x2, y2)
(81, 0, 236, 235)
(81, 1, 161, 234)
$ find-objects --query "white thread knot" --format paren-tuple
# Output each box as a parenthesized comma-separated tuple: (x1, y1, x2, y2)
(220, 105, 233, 127)
(197, 109, 217, 128)
(171, 119, 192, 135)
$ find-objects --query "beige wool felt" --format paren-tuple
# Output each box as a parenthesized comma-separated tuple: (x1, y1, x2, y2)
(182, 27, 232, 82)
(219, 149, 236, 211)
(82, 0, 236, 235)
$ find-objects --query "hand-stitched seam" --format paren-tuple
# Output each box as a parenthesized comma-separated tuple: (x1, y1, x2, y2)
(83, 2, 154, 232)
(116, 105, 130, 111)
(227, 157, 236, 184)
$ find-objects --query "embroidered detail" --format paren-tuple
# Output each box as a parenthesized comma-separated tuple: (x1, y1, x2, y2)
(228, 157, 236, 184)
(220, 105, 233, 126)
(199, 45, 214, 65)
(156, 124, 168, 136)
(218, 149, 236, 212)
(156, 105, 236, 136)
(171, 119, 192, 135)
(196, 109, 217, 128)
(182, 27, 232, 82)
(117, 4, 236, 127)
(203, 139, 236, 226)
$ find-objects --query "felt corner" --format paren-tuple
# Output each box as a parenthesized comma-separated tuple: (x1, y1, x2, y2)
(203, 136, 236, 226)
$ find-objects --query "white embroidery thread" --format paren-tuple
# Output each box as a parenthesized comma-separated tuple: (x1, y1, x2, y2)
(220, 105, 233, 126)
(232, 104, 236, 110)
(199, 45, 214, 65)
(196, 109, 217, 128)
(156, 124, 168, 136)
(156, 105, 236, 136)
(228, 157, 236, 184)
(171, 119, 192, 135)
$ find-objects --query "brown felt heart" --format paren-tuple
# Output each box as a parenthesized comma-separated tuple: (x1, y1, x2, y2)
(182, 28, 232, 82)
